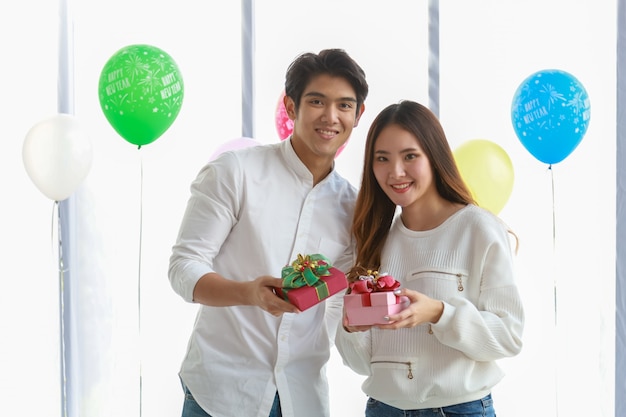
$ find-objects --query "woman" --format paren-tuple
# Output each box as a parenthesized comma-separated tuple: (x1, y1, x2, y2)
(335, 100, 524, 417)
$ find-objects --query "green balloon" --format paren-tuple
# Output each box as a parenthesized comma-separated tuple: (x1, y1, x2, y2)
(98, 44, 184, 147)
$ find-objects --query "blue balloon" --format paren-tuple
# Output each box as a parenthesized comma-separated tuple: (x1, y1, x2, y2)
(511, 69, 590, 165)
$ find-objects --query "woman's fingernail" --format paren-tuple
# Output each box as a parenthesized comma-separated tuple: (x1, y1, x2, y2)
(393, 289, 402, 295)
(383, 316, 390, 321)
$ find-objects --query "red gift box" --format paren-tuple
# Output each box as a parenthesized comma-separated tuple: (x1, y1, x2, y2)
(283, 267, 347, 310)
(344, 271, 406, 325)
(278, 254, 348, 311)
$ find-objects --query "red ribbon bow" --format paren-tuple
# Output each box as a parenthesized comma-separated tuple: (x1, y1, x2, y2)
(349, 270, 400, 294)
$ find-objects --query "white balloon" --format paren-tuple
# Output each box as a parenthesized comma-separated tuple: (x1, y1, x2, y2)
(23, 114, 93, 201)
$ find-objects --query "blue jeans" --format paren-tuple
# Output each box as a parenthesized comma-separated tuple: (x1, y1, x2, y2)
(181, 386, 282, 417)
(365, 394, 495, 417)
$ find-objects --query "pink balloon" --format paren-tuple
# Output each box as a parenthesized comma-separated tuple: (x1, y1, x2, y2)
(274, 90, 293, 140)
(336, 141, 348, 158)
(209, 137, 261, 161)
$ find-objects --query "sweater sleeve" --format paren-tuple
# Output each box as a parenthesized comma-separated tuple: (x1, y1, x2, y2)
(334, 324, 372, 376)
(431, 223, 524, 361)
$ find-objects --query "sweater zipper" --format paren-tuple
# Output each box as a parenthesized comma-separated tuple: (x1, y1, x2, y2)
(411, 270, 464, 335)
(410, 270, 465, 291)
(370, 360, 413, 379)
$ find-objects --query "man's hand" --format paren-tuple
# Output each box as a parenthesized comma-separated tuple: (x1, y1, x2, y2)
(246, 275, 300, 316)
(192, 272, 299, 316)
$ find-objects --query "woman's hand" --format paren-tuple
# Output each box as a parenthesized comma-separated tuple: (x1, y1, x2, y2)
(376, 288, 443, 330)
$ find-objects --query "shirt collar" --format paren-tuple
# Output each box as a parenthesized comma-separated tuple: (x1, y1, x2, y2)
(281, 137, 336, 184)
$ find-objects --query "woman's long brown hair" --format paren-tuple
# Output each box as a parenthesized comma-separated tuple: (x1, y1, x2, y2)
(350, 100, 475, 279)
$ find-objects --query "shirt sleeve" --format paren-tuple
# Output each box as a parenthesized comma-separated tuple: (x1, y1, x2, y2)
(431, 224, 525, 361)
(168, 152, 242, 302)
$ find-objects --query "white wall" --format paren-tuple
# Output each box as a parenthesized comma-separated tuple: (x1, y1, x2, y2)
(0, 1, 616, 416)
(439, 3, 616, 417)
(1, 0, 64, 414)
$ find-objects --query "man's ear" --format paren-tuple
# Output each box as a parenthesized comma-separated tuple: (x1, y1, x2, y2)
(284, 95, 296, 120)
(354, 103, 365, 127)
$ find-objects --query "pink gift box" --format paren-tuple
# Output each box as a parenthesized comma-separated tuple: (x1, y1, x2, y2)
(345, 291, 406, 325)
(280, 267, 348, 311)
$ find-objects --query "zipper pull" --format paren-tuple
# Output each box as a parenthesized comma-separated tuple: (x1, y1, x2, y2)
(456, 274, 464, 291)
(407, 362, 413, 379)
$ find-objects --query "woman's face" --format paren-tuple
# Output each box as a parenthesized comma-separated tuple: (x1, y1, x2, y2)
(372, 124, 437, 209)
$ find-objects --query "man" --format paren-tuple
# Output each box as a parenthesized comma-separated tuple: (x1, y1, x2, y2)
(168, 49, 368, 417)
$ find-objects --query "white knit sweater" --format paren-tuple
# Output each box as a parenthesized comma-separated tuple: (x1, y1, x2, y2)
(335, 204, 524, 410)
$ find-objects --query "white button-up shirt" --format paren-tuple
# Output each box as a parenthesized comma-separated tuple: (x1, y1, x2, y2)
(169, 138, 356, 417)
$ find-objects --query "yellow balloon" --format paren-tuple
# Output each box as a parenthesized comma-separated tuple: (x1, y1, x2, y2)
(453, 139, 514, 214)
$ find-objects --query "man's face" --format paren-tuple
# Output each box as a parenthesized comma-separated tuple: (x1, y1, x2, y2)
(286, 74, 364, 165)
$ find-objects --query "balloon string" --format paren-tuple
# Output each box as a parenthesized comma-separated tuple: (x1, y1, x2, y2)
(138, 151, 144, 417)
(549, 164, 557, 324)
(548, 164, 560, 417)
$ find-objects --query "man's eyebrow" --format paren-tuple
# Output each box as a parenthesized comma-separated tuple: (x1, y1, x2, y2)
(303, 91, 357, 102)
